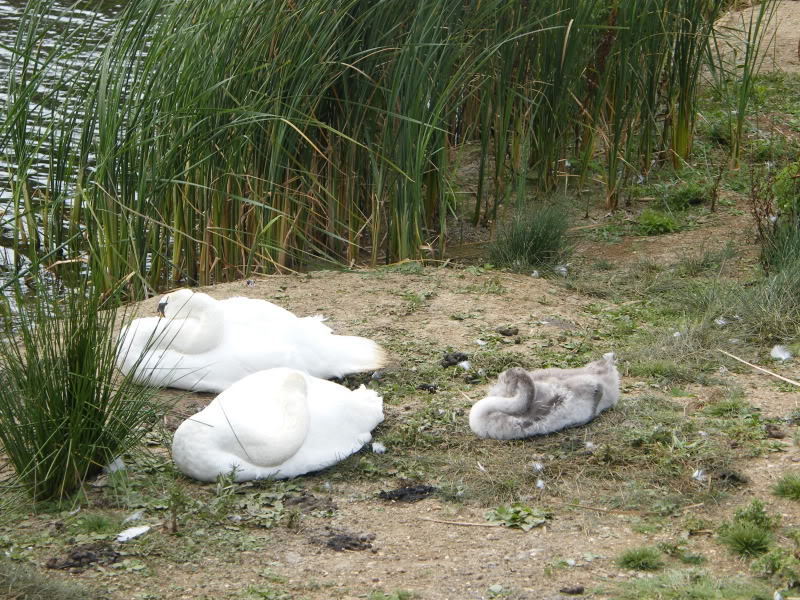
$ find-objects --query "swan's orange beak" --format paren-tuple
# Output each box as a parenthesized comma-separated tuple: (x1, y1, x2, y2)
(156, 300, 167, 318)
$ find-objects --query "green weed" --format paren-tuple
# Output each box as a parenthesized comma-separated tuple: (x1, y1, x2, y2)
(485, 503, 551, 531)
(638, 209, 681, 235)
(369, 591, 415, 600)
(752, 547, 800, 588)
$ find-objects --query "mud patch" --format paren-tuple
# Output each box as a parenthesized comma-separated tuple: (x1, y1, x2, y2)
(317, 528, 376, 552)
(45, 542, 120, 571)
(284, 492, 338, 514)
(378, 485, 438, 503)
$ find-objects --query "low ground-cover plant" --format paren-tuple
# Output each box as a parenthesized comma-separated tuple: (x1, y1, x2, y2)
(638, 209, 681, 235)
(485, 503, 551, 530)
(0, 277, 159, 500)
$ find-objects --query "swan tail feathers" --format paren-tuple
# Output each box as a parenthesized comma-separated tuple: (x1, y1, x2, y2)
(325, 335, 388, 376)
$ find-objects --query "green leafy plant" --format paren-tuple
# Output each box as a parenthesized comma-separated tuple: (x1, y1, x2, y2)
(733, 499, 780, 531)
(0, 277, 159, 500)
(638, 209, 680, 235)
(485, 502, 551, 531)
(753, 547, 800, 588)
(616, 546, 664, 571)
(774, 163, 800, 216)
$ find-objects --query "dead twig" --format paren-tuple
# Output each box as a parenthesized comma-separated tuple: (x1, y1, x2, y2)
(562, 503, 642, 516)
(718, 349, 800, 387)
(418, 517, 501, 528)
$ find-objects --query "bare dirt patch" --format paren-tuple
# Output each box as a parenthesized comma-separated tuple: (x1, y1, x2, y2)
(717, 0, 800, 75)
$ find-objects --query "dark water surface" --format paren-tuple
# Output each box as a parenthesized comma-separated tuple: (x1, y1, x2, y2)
(0, 0, 122, 307)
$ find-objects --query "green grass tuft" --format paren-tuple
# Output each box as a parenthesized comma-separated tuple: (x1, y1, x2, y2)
(616, 546, 664, 571)
(718, 522, 773, 557)
(774, 473, 800, 501)
(488, 203, 572, 271)
(0, 557, 107, 600)
(607, 568, 772, 600)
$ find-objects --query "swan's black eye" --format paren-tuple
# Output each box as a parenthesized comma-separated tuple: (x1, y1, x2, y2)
(157, 300, 167, 317)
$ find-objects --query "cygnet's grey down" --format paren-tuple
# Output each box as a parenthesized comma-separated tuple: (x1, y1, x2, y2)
(469, 353, 620, 440)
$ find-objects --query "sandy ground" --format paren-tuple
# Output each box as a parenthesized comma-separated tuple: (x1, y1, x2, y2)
(716, 0, 800, 75)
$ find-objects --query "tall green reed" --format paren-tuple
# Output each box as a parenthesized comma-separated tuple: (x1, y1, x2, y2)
(667, 0, 723, 168)
(0, 0, 740, 296)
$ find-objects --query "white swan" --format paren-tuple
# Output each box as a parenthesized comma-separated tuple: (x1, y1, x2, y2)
(469, 353, 620, 440)
(171, 368, 384, 481)
(117, 289, 387, 393)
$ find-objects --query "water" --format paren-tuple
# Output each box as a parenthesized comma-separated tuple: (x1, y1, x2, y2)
(0, 0, 122, 303)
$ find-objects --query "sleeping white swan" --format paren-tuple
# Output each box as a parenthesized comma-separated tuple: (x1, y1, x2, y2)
(171, 367, 384, 481)
(117, 288, 387, 393)
(469, 353, 620, 440)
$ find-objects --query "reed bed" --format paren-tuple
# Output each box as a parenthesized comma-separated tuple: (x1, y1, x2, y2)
(0, 0, 754, 297)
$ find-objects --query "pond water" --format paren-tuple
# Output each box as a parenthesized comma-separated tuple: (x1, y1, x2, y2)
(0, 0, 122, 307)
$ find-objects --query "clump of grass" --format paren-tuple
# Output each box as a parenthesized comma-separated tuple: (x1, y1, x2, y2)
(737, 265, 800, 342)
(369, 591, 415, 600)
(774, 473, 800, 501)
(607, 568, 772, 600)
(664, 180, 714, 209)
(0, 557, 106, 600)
(672, 245, 736, 277)
(488, 203, 571, 271)
(704, 397, 754, 418)
(717, 500, 779, 558)
(617, 546, 664, 571)
(638, 209, 680, 235)
(74, 513, 117, 535)
(718, 522, 773, 557)
(761, 219, 800, 274)
(0, 277, 159, 500)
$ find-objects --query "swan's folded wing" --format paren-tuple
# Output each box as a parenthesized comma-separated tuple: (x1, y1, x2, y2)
(220, 296, 299, 323)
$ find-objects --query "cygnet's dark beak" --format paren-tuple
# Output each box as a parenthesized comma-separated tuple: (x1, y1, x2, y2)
(156, 300, 167, 318)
